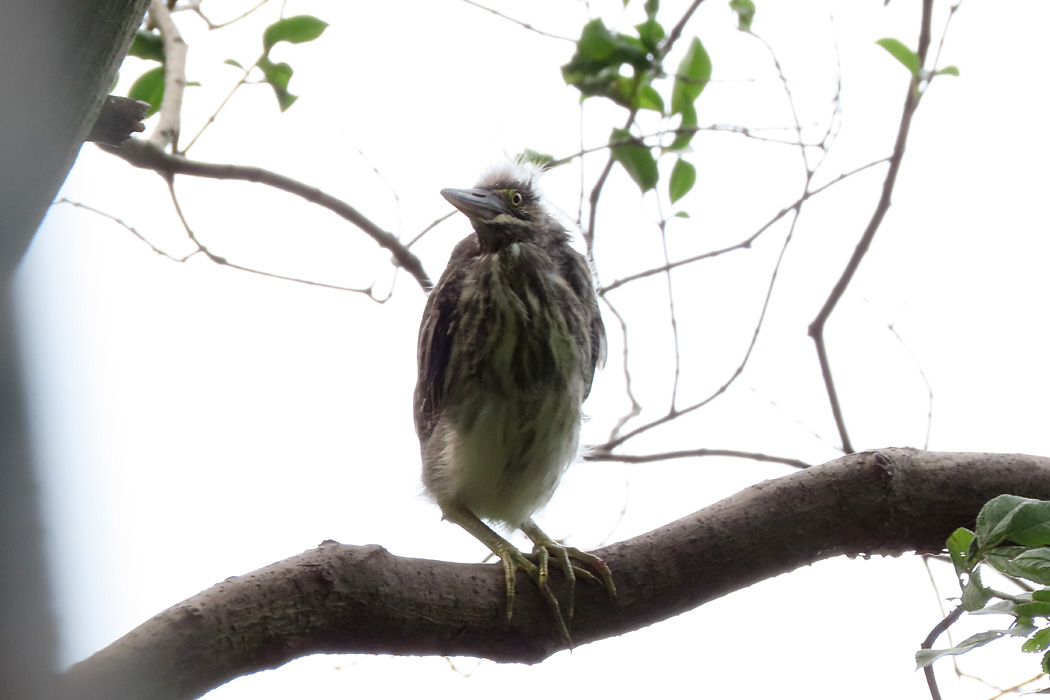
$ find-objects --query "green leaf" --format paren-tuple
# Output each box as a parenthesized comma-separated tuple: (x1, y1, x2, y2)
(1012, 549, 1050, 585)
(636, 84, 665, 113)
(127, 65, 164, 117)
(635, 18, 665, 54)
(561, 18, 655, 105)
(128, 30, 164, 62)
(674, 211, 690, 219)
(610, 127, 658, 192)
(224, 58, 245, 70)
(978, 496, 1050, 549)
(970, 599, 1019, 616)
(915, 631, 1010, 668)
(1017, 602, 1050, 618)
(1034, 589, 1050, 603)
(729, 0, 756, 32)
(668, 158, 696, 204)
(644, 0, 659, 19)
(258, 57, 298, 111)
(668, 101, 697, 151)
(263, 15, 329, 55)
(962, 568, 991, 611)
(876, 38, 920, 77)
(518, 149, 555, 170)
(936, 65, 961, 77)
(984, 548, 1042, 582)
(671, 37, 712, 116)
(947, 527, 975, 576)
(1024, 627, 1050, 653)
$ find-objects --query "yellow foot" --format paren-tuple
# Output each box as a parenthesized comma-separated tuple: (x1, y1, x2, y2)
(522, 519, 617, 624)
(493, 543, 573, 645)
(440, 503, 615, 645)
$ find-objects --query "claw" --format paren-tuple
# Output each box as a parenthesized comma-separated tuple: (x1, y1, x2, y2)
(495, 542, 572, 644)
(522, 519, 618, 617)
(441, 504, 614, 645)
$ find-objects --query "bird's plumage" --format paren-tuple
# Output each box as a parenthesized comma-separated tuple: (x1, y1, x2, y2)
(414, 164, 604, 528)
(412, 163, 614, 641)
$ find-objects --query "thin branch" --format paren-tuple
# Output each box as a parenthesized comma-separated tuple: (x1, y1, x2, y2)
(597, 207, 803, 453)
(660, 0, 707, 58)
(746, 386, 840, 451)
(920, 605, 965, 700)
(747, 29, 815, 176)
(165, 179, 382, 299)
(584, 107, 638, 255)
(586, 448, 810, 470)
(876, 301, 935, 450)
(147, 0, 187, 151)
(550, 122, 815, 171)
(600, 297, 642, 445)
(930, 1, 964, 76)
(600, 157, 889, 295)
(405, 212, 456, 250)
(807, 0, 936, 454)
(655, 211, 682, 410)
(194, 0, 272, 30)
(98, 138, 432, 290)
(458, 0, 575, 42)
(53, 198, 198, 262)
(180, 57, 258, 153)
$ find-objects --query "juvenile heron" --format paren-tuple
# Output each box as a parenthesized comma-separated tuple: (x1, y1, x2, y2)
(414, 162, 615, 641)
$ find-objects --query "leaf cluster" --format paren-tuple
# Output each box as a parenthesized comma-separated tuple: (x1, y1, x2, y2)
(917, 495, 1050, 688)
(126, 14, 327, 116)
(556, 0, 733, 213)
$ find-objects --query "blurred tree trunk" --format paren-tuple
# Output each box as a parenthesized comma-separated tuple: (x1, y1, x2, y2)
(0, 1, 150, 699)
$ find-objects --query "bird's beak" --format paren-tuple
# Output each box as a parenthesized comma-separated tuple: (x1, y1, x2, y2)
(440, 188, 508, 223)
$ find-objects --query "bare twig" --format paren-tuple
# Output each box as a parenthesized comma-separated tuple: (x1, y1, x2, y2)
(181, 57, 258, 154)
(164, 179, 381, 298)
(53, 198, 198, 262)
(597, 207, 803, 453)
(194, 0, 272, 30)
(660, 0, 707, 58)
(747, 30, 816, 175)
(920, 604, 965, 700)
(600, 297, 642, 445)
(655, 212, 682, 410)
(99, 138, 432, 290)
(147, 0, 187, 151)
(404, 211, 456, 249)
(600, 157, 889, 295)
(807, 0, 936, 454)
(458, 0, 574, 42)
(586, 448, 809, 470)
(875, 301, 935, 449)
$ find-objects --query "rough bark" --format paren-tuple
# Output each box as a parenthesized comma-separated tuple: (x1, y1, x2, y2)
(64, 448, 1050, 700)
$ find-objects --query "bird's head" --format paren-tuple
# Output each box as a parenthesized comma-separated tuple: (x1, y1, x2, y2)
(441, 162, 553, 252)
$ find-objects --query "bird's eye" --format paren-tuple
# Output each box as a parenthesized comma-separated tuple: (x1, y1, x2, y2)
(508, 190, 524, 207)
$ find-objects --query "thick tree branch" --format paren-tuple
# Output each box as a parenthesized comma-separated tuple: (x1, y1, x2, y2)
(99, 138, 433, 290)
(65, 448, 1050, 700)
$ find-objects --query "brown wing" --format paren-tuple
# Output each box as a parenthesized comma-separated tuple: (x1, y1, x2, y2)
(559, 246, 606, 400)
(413, 235, 479, 445)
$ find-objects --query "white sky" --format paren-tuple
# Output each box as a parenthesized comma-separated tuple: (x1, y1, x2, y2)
(15, 0, 1050, 698)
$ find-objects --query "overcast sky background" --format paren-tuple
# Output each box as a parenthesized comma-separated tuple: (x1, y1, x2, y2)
(14, 0, 1050, 697)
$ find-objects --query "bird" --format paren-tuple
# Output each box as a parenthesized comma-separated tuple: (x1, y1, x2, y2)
(413, 160, 616, 642)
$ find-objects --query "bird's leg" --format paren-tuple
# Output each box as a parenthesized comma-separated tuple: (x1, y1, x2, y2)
(521, 519, 617, 622)
(441, 503, 571, 644)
